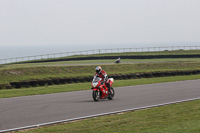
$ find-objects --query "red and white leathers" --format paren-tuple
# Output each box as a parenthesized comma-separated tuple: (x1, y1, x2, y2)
(94, 70, 108, 82)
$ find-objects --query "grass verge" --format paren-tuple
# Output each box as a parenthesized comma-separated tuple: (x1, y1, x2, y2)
(1, 62, 200, 84)
(1, 74, 200, 98)
(17, 99, 200, 133)
(2, 58, 200, 67)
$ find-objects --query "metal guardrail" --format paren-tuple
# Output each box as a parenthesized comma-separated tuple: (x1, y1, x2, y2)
(0, 46, 200, 64)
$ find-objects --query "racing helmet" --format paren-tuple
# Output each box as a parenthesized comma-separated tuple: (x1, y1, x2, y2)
(95, 66, 102, 74)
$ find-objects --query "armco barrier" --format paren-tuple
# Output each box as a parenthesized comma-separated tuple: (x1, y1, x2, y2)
(1, 70, 200, 89)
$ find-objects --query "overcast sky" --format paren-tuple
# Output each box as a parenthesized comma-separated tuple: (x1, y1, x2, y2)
(0, 0, 200, 58)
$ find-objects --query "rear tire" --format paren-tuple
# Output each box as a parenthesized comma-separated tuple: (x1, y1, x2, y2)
(108, 87, 115, 100)
(93, 90, 100, 102)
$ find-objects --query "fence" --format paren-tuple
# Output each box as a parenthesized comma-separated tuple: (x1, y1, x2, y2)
(0, 46, 200, 64)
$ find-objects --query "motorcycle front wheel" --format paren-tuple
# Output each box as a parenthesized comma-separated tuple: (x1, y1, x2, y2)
(92, 90, 100, 102)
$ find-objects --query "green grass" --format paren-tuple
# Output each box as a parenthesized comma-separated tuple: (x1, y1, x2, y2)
(1, 62, 200, 84)
(2, 58, 200, 67)
(1, 49, 199, 85)
(18, 99, 200, 133)
(1, 74, 200, 98)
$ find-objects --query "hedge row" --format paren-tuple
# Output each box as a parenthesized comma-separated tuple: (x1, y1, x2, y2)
(20, 54, 200, 64)
(0, 70, 200, 89)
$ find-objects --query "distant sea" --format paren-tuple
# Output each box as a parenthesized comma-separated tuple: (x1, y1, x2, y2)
(0, 42, 199, 60)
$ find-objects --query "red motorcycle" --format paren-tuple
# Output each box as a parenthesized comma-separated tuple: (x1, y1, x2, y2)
(91, 77, 115, 102)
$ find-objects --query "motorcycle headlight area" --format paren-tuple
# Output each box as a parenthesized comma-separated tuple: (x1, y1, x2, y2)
(92, 82, 98, 87)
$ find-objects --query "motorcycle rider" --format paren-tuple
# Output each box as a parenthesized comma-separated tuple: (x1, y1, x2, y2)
(115, 57, 121, 63)
(94, 66, 111, 93)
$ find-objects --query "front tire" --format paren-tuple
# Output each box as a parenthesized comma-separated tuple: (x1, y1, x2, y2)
(108, 87, 115, 100)
(93, 90, 100, 102)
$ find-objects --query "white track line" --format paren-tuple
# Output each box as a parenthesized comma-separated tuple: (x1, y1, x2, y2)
(1, 97, 200, 133)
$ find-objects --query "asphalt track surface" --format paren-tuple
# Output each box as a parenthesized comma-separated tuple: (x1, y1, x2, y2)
(0, 79, 200, 132)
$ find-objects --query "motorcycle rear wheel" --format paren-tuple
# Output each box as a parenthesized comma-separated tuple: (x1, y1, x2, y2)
(93, 90, 100, 102)
(108, 87, 115, 100)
